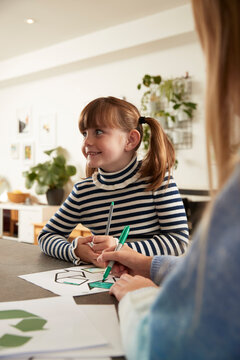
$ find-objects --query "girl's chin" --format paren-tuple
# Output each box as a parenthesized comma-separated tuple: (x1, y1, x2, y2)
(86, 160, 100, 168)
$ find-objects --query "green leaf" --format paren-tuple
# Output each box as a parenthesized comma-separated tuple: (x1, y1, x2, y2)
(183, 109, 192, 118)
(54, 155, 66, 167)
(173, 103, 181, 110)
(183, 102, 197, 109)
(25, 177, 34, 189)
(173, 93, 181, 101)
(35, 183, 49, 195)
(153, 75, 161, 84)
(66, 165, 77, 176)
(44, 147, 58, 156)
(142, 75, 152, 87)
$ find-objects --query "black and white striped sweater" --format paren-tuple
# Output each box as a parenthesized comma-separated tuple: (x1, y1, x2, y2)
(39, 156, 189, 264)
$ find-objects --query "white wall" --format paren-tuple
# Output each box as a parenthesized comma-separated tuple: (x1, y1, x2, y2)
(0, 4, 208, 203)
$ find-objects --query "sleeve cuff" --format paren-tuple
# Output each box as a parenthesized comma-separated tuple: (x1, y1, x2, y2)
(118, 287, 159, 358)
(151, 255, 183, 285)
(119, 286, 159, 315)
(70, 237, 82, 265)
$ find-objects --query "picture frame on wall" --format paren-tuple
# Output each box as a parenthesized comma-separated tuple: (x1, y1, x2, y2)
(22, 142, 34, 165)
(17, 107, 32, 136)
(39, 113, 57, 149)
(10, 142, 20, 159)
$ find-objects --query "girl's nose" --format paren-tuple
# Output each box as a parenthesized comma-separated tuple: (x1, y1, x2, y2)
(84, 133, 93, 145)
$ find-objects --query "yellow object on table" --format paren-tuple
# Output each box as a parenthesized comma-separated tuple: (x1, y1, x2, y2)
(33, 222, 91, 245)
(7, 192, 30, 203)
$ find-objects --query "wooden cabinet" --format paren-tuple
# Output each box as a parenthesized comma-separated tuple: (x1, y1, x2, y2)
(0, 203, 59, 244)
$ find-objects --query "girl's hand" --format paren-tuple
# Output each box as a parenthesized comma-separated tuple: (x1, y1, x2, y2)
(91, 235, 117, 253)
(110, 273, 158, 301)
(74, 236, 104, 267)
(97, 245, 153, 278)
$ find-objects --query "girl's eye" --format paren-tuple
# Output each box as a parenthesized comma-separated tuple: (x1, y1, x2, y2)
(95, 129, 103, 135)
(82, 131, 87, 138)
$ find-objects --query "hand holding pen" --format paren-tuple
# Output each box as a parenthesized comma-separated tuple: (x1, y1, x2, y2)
(75, 202, 115, 265)
(102, 225, 130, 281)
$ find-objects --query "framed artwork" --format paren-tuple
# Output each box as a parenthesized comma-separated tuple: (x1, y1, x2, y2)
(17, 107, 32, 136)
(39, 113, 56, 148)
(22, 142, 34, 165)
(10, 143, 20, 159)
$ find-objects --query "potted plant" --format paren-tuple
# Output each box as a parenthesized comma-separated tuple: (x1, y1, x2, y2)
(22, 147, 77, 205)
(137, 73, 197, 151)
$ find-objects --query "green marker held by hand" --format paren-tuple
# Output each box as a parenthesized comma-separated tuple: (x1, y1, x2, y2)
(102, 225, 130, 282)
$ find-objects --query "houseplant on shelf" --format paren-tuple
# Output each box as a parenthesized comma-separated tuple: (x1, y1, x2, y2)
(137, 73, 197, 151)
(22, 147, 77, 205)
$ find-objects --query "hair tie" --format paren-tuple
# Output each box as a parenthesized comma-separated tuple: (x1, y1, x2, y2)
(139, 116, 146, 125)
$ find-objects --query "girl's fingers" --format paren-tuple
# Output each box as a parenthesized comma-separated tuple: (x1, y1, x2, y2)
(77, 236, 94, 245)
(92, 243, 107, 252)
(92, 236, 115, 244)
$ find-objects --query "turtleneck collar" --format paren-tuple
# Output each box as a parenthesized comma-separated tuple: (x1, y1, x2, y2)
(92, 156, 141, 190)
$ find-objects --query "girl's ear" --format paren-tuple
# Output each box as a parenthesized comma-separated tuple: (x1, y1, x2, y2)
(125, 129, 141, 152)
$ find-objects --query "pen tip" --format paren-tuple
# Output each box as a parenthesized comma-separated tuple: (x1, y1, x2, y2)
(111, 201, 114, 205)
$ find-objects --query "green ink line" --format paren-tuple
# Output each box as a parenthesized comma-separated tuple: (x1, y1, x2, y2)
(89, 281, 113, 289)
(83, 267, 104, 273)
(0, 333, 32, 348)
(63, 281, 80, 285)
(0, 310, 38, 320)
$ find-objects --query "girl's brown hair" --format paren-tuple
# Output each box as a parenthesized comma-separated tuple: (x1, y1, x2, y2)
(192, 0, 240, 191)
(79, 96, 175, 191)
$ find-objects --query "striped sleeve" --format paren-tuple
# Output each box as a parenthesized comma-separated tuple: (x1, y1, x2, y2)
(127, 176, 189, 256)
(38, 184, 85, 264)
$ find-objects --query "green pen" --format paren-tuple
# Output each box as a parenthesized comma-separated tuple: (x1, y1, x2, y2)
(102, 225, 130, 282)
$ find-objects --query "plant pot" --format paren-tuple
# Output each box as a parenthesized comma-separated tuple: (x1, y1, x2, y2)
(46, 188, 64, 205)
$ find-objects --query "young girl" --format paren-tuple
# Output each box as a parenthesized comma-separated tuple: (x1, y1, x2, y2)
(39, 96, 189, 266)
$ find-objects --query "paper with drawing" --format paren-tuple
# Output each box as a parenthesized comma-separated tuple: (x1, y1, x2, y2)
(19, 265, 118, 296)
(0, 297, 106, 359)
(27, 305, 124, 359)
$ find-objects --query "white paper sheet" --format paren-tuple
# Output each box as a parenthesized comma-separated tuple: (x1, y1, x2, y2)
(0, 297, 106, 359)
(34, 305, 124, 358)
(19, 266, 118, 297)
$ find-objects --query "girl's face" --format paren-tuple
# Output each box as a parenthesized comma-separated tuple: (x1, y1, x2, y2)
(81, 126, 134, 172)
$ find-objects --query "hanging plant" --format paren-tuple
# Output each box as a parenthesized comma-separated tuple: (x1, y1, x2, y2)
(137, 73, 197, 151)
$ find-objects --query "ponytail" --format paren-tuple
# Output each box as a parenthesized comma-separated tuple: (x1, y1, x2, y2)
(139, 117, 175, 191)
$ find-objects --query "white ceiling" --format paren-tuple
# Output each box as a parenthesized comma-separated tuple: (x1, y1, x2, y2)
(0, 0, 189, 62)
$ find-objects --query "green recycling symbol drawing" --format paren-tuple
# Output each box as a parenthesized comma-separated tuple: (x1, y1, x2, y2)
(0, 309, 47, 348)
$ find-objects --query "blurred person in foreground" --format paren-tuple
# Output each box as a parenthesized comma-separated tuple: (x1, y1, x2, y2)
(98, 1, 240, 359)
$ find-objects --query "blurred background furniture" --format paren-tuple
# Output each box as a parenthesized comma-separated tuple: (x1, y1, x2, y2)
(0, 203, 58, 243)
(180, 189, 210, 236)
